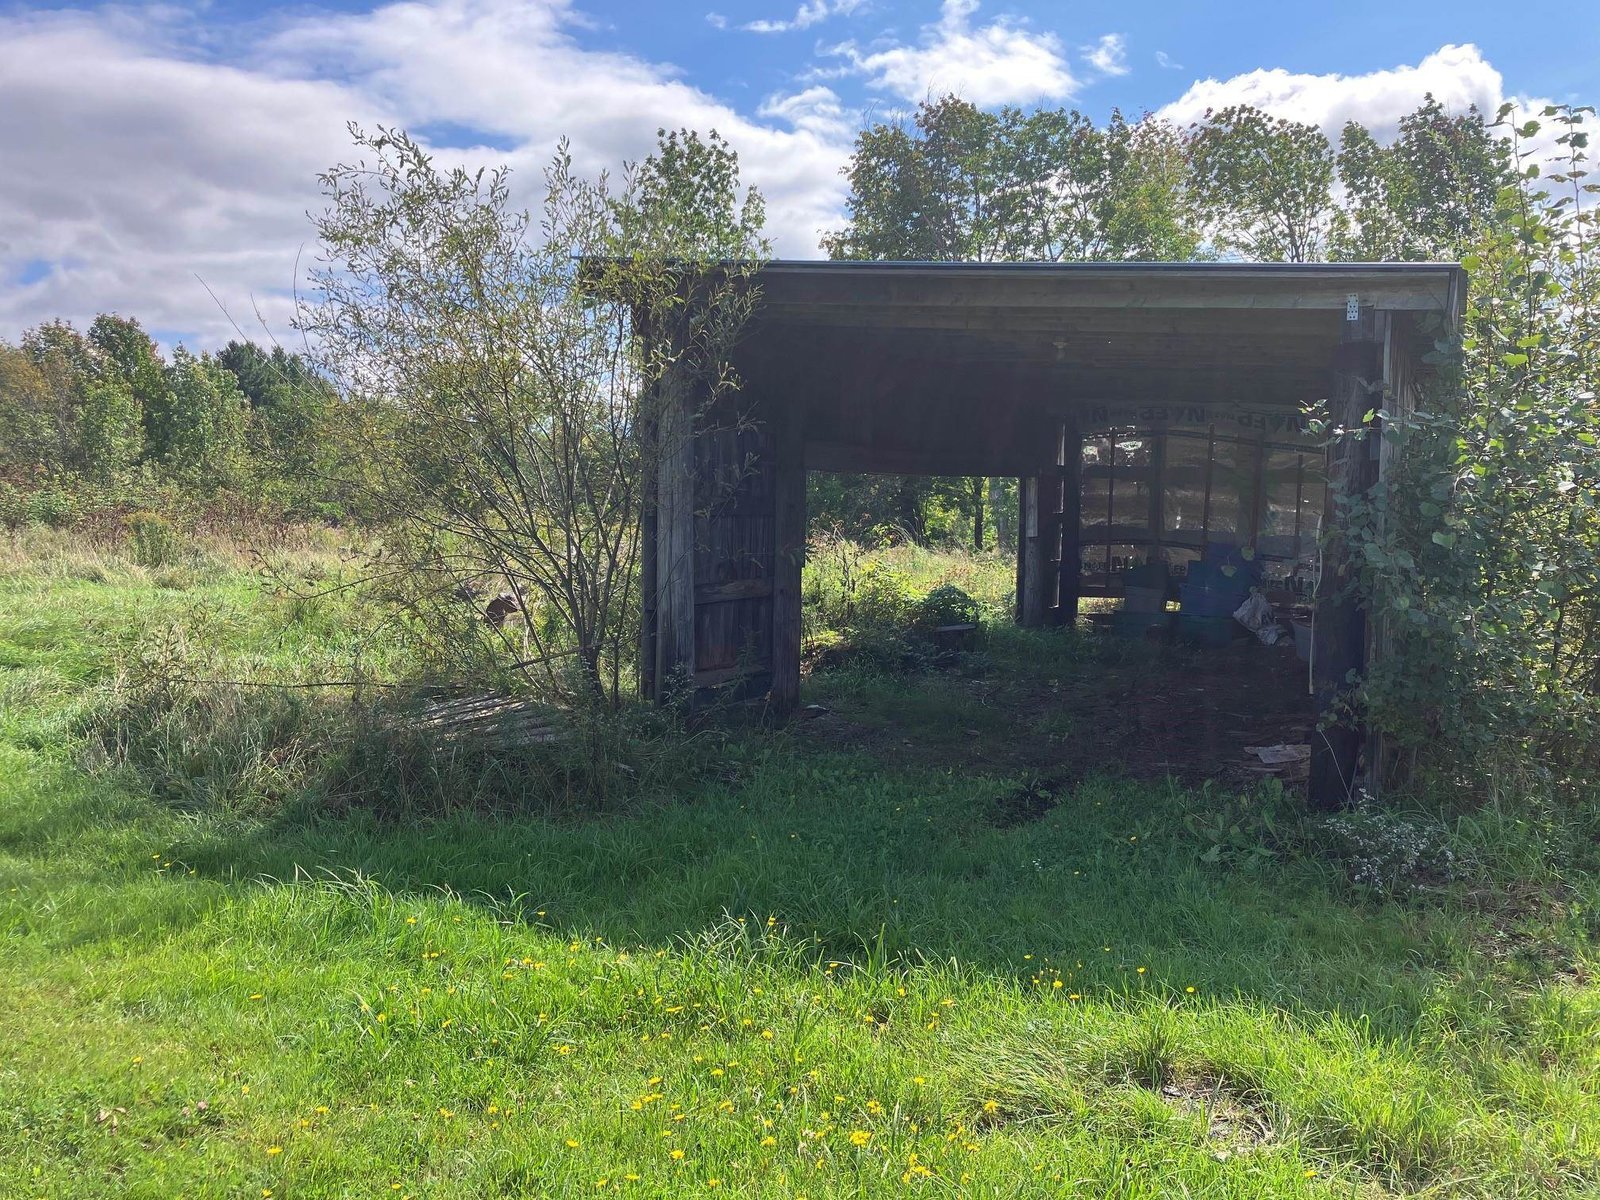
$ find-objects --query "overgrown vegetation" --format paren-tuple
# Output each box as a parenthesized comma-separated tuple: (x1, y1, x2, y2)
(1342, 103, 1600, 792)
(5, 532, 1600, 1197)
(302, 127, 766, 705)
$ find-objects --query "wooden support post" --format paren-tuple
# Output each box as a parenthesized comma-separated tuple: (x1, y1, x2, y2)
(1018, 475, 1047, 626)
(1057, 414, 1082, 625)
(1018, 465, 1062, 627)
(1309, 308, 1383, 809)
(638, 468, 658, 699)
(652, 367, 698, 705)
(768, 397, 806, 716)
(1014, 478, 1027, 624)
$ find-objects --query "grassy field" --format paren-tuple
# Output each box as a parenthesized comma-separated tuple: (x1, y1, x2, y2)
(3, 529, 1600, 1198)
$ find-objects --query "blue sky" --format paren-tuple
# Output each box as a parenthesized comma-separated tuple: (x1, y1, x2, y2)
(0, 0, 1592, 347)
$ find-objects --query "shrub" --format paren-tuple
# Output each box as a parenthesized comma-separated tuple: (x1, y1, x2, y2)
(912, 583, 981, 631)
(24, 486, 78, 528)
(126, 511, 183, 568)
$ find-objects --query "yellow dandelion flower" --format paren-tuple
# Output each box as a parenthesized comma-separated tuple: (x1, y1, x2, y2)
(265, 1146, 283, 1156)
(1052, 980, 1064, 990)
(406, 916, 418, 925)
(1136, 967, 1147, 975)
(566, 1139, 581, 1148)
(982, 1100, 999, 1114)
(848, 1130, 871, 1147)
(761, 1136, 777, 1147)
(670, 1148, 685, 1160)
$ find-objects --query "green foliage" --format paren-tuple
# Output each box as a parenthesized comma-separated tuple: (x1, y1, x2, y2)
(0, 343, 66, 475)
(808, 472, 1008, 551)
(77, 375, 144, 484)
(912, 583, 982, 630)
(823, 97, 1200, 263)
(1184, 781, 1292, 866)
(126, 511, 182, 568)
(303, 125, 766, 704)
(1344, 103, 1600, 789)
(145, 346, 249, 489)
(1332, 95, 1512, 262)
(619, 127, 770, 259)
(1188, 105, 1335, 262)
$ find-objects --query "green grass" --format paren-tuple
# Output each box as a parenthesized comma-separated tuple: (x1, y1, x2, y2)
(3, 530, 1600, 1197)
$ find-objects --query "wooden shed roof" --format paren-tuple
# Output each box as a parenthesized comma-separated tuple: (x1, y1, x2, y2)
(736, 259, 1465, 412)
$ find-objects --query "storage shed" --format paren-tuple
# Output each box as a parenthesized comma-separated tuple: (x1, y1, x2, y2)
(637, 261, 1466, 805)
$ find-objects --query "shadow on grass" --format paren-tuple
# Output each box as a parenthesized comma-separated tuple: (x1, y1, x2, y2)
(0, 619, 1555, 1050)
(130, 740, 1491, 1044)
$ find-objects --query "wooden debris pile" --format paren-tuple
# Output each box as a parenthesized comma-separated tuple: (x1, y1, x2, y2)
(412, 693, 564, 752)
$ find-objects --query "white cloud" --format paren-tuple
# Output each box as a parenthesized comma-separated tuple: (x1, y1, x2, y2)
(705, 11, 728, 29)
(0, 0, 856, 347)
(1158, 43, 1503, 142)
(742, 0, 864, 35)
(826, 0, 1077, 107)
(1081, 33, 1128, 78)
(1154, 50, 1182, 71)
(758, 86, 854, 141)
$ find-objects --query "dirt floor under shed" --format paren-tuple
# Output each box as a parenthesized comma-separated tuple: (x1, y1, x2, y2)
(796, 626, 1316, 791)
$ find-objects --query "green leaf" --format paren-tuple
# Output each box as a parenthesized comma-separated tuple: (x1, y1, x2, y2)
(1432, 531, 1457, 549)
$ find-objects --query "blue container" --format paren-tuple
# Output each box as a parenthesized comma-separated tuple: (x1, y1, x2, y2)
(1112, 611, 1170, 639)
(1201, 543, 1262, 583)
(1180, 582, 1247, 618)
(1124, 562, 1169, 592)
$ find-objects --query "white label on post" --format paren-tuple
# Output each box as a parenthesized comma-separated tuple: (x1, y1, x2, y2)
(1346, 293, 1361, 322)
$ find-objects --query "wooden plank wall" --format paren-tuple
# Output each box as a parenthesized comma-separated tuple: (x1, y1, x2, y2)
(690, 412, 778, 701)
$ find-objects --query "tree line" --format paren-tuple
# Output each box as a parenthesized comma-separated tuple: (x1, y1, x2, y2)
(0, 315, 335, 524)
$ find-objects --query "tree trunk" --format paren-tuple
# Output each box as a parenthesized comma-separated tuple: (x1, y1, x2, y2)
(971, 476, 985, 551)
(990, 477, 1013, 553)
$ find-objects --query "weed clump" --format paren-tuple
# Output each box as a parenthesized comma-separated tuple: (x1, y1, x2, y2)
(1310, 799, 1464, 896)
(126, 511, 183, 568)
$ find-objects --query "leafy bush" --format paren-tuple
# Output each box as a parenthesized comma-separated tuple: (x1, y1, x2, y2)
(22, 486, 79, 528)
(912, 583, 982, 631)
(1343, 104, 1600, 794)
